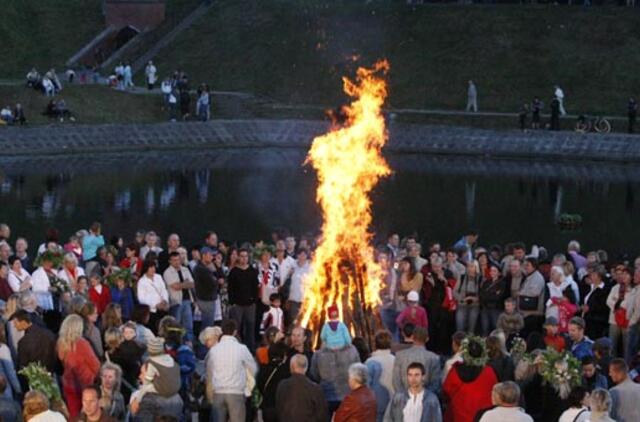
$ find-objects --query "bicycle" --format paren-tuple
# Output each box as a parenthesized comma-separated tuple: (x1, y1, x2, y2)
(575, 115, 611, 133)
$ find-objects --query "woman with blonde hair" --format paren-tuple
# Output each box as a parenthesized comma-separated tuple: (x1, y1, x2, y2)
(101, 302, 123, 335)
(3, 293, 21, 357)
(57, 314, 100, 418)
(22, 390, 66, 421)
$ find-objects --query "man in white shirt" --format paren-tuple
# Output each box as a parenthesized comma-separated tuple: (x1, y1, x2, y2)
(555, 85, 567, 115)
(163, 251, 195, 341)
(207, 319, 257, 422)
(479, 381, 533, 422)
(137, 263, 169, 331)
(389, 362, 441, 422)
(286, 249, 311, 326)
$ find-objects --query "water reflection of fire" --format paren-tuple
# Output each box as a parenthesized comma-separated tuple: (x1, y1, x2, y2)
(300, 60, 390, 348)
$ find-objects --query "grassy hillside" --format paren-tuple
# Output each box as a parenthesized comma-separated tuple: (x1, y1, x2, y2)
(0, 0, 104, 77)
(153, 1, 640, 115)
(0, 85, 163, 125)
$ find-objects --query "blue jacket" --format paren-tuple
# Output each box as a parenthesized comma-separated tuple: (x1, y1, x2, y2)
(82, 234, 105, 261)
(110, 286, 134, 320)
(366, 360, 390, 422)
(389, 388, 442, 422)
(571, 337, 594, 360)
(320, 321, 352, 350)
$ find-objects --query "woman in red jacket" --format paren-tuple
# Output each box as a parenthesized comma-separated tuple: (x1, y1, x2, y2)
(88, 274, 112, 315)
(57, 314, 101, 418)
(443, 336, 498, 422)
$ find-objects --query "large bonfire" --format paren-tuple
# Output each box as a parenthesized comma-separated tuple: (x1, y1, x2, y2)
(300, 60, 391, 347)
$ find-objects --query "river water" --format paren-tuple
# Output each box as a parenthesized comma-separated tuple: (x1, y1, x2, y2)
(0, 148, 638, 259)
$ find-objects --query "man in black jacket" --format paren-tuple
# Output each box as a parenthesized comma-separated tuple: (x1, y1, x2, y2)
(13, 309, 57, 391)
(193, 246, 218, 330)
(276, 354, 328, 422)
(227, 248, 258, 352)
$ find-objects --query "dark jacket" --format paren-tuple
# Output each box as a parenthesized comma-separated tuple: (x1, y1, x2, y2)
(488, 355, 515, 382)
(334, 385, 377, 422)
(479, 277, 508, 309)
(193, 262, 218, 302)
(106, 340, 145, 393)
(584, 284, 612, 339)
(17, 323, 57, 372)
(257, 359, 290, 411)
(227, 266, 258, 306)
(276, 373, 329, 422)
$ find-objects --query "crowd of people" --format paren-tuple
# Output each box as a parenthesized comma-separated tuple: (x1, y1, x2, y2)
(0, 222, 639, 421)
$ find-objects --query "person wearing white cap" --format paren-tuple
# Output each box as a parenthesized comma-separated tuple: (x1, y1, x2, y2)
(395, 291, 428, 330)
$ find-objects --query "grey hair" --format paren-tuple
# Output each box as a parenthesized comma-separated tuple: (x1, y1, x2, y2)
(568, 240, 581, 252)
(63, 252, 78, 266)
(19, 291, 37, 312)
(100, 361, 123, 392)
(290, 354, 308, 373)
(198, 326, 222, 346)
(430, 256, 443, 266)
(552, 254, 567, 264)
(348, 363, 369, 386)
(492, 381, 520, 405)
(589, 388, 612, 413)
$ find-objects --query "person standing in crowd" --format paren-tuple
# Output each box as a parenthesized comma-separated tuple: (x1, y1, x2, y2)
(136, 260, 169, 333)
(99, 362, 126, 420)
(71, 385, 117, 422)
(555, 85, 567, 115)
(559, 386, 590, 422)
(276, 354, 328, 422)
(466, 80, 478, 112)
(0, 375, 20, 422)
(164, 251, 195, 340)
(454, 260, 481, 333)
(334, 363, 377, 422)
(227, 248, 259, 351)
(608, 358, 640, 422)
(626, 268, 640, 362)
(518, 257, 545, 339)
(629, 97, 638, 134)
(531, 97, 542, 129)
(57, 314, 101, 418)
(569, 316, 594, 360)
(443, 336, 498, 422)
(589, 389, 616, 422)
(479, 264, 507, 336)
(82, 223, 104, 263)
(392, 327, 441, 394)
(582, 355, 608, 392)
(256, 342, 290, 422)
(365, 330, 395, 413)
(286, 249, 310, 326)
(287, 325, 313, 364)
(583, 265, 612, 340)
(396, 291, 428, 330)
(13, 309, 57, 390)
(607, 266, 632, 358)
(478, 381, 533, 422)
(207, 319, 257, 422)
(145, 61, 157, 90)
(192, 246, 218, 328)
(389, 362, 442, 422)
(22, 390, 67, 421)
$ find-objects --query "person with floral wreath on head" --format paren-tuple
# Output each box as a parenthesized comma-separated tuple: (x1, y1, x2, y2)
(443, 335, 498, 422)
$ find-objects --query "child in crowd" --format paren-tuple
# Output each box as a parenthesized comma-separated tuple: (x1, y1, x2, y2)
(395, 290, 428, 329)
(543, 316, 566, 352)
(497, 297, 524, 339)
(261, 293, 285, 334)
(88, 274, 111, 316)
(320, 304, 352, 350)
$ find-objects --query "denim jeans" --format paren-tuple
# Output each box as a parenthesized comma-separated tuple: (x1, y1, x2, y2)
(480, 308, 501, 336)
(211, 393, 246, 422)
(456, 304, 479, 334)
(380, 307, 400, 341)
(198, 300, 216, 330)
(626, 323, 640, 363)
(229, 304, 256, 352)
(170, 300, 194, 341)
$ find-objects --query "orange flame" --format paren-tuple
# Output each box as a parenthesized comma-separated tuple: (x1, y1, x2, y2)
(300, 60, 391, 344)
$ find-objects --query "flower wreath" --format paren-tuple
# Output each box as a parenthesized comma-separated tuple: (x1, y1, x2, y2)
(460, 335, 489, 367)
(535, 347, 582, 400)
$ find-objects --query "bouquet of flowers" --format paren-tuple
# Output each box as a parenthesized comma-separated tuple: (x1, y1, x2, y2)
(19, 362, 62, 402)
(105, 267, 133, 288)
(34, 249, 64, 269)
(48, 274, 70, 295)
(526, 347, 582, 399)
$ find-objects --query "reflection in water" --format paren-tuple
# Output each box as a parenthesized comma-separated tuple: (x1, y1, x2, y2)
(0, 149, 638, 256)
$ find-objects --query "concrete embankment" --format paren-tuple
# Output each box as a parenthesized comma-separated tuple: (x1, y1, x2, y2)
(1, 120, 639, 163)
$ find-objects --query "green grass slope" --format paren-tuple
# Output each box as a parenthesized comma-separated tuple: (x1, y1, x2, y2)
(0, 0, 104, 78)
(153, 1, 640, 115)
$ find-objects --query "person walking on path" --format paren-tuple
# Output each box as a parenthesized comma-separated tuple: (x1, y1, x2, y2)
(628, 97, 637, 134)
(466, 80, 478, 112)
(555, 85, 567, 116)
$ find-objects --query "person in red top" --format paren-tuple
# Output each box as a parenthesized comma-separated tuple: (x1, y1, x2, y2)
(88, 274, 112, 315)
(334, 363, 377, 422)
(396, 290, 428, 329)
(0, 262, 14, 301)
(542, 316, 566, 352)
(119, 243, 143, 279)
(57, 314, 101, 419)
(443, 336, 498, 422)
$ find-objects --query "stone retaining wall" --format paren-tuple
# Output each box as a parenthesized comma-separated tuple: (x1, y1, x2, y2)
(1, 120, 639, 162)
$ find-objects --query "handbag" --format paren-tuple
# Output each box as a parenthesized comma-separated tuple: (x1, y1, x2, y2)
(518, 295, 539, 311)
(442, 285, 457, 312)
(615, 307, 629, 328)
